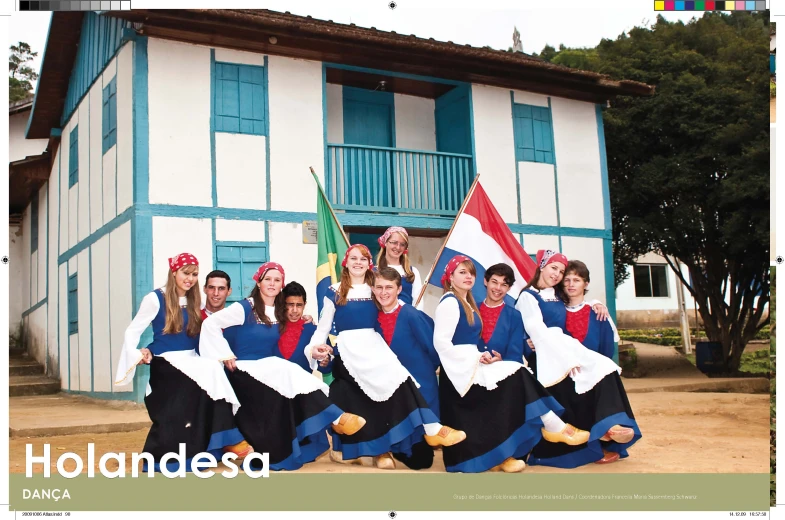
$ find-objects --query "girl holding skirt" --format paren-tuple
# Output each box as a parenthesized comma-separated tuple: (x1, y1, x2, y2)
(114, 253, 248, 472)
(305, 245, 466, 470)
(200, 262, 366, 471)
(516, 250, 641, 468)
(434, 255, 588, 473)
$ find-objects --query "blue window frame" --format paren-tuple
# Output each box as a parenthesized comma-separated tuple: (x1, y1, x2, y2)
(215, 243, 269, 302)
(214, 62, 267, 135)
(68, 274, 78, 334)
(30, 195, 38, 254)
(512, 103, 554, 164)
(69, 125, 79, 187)
(102, 77, 117, 154)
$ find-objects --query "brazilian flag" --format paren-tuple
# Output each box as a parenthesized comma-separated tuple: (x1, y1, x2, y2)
(312, 171, 349, 385)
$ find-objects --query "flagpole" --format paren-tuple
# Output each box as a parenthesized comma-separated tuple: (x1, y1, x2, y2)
(414, 173, 482, 308)
(310, 166, 351, 247)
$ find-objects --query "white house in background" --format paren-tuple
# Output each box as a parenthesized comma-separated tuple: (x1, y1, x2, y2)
(12, 9, 652, 402)
(9, 96, 48, 338)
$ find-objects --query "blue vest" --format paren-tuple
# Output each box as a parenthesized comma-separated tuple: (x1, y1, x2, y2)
(147, 289, 199, 355)
(441, 293, 482, 345)
(329, 286, 379, 334)
(223, 299, 282, 361)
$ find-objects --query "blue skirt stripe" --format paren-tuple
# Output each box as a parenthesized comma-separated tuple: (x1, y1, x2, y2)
(205, 427, 246, 452)
(590, 411, 642, 456)
(295, 404, 344, 440)
(334, 407, 437, 459)
(270, 431, 331, 471)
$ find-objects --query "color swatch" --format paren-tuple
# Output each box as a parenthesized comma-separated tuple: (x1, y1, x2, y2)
(654, 0, 767, 9)
(19, 0, 131, 10)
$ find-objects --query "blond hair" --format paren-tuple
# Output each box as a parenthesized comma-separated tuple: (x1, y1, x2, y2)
(441, 260, 482, 328)
(163, 264, 202, 337)
(375, 232, 415, 284)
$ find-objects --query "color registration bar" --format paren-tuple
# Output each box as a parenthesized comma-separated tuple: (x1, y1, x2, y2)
(654, 0, 767, 9)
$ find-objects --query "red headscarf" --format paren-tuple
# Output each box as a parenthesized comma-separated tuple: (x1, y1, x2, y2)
(378, 226, 409, 254)
(536, 249, 568, 270)
(341, 244, 375, 270)
(253, 262, 285, 284)
(441, 255, 471, 286)
(168, 253, 199, 272)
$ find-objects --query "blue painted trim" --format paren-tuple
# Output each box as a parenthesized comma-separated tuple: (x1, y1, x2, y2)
(24, 14, 55, 139)
(57, 137, 62, 381)
(467, 84, 478, 177)
(264, 55, 271, 211)
(511, 91, 522, 224)
(603, 237, 618, 362)
(137, 204, 312, 222)
(210, 49, 218, 209)
(88, 246, 94, 392)
(107, 227, 112, 384)
(45, 173, 50, 375)
(547, 97, 562, 252)
(21, 298, 48, 318)
(322, 62, 329, 189)
(57, 207, 133, 265)
(327, 142, 471, 158)
(595, 105, 613, 232)
(508, 224, 609, 239)
(50, 128, 62, 138)
(215, 241, 268, 248)
(324, 62, 464, 86)
(131, 37, 152, 403)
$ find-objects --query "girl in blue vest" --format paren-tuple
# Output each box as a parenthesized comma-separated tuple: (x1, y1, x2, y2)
(200, 262, 366, 471)
(515, 250, 640, 468)
(114, 253, 247, 472)
(434, 255, 588, 473)
(375, 226, 424, 309)
(305, 245, 466, 470)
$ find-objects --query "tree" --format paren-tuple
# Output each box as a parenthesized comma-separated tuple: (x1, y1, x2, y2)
(9, 42, 38, 102)
(598, 12, 770, 372)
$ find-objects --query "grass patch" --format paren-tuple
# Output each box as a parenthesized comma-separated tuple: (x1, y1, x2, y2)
(619, 326, 770, 346)
(683, 348, 770, 376)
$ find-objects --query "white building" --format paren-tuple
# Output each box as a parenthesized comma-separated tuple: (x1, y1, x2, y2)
(12, 10, 652, 401)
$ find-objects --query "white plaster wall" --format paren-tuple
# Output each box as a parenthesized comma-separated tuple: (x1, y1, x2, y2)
(9, 224, 24, 332)
(615, 262, 694, 311)
(519, 162, 558, 226)
(91, 234, 111, 392)
(561, 236, 607, 306)
(109, 221, 133, 393)
(326, 83, 344, 144)
(148, 38, 212, 207)
(215, 133, 267, 210)
(78, 250, 91, 391)
(59, 139, 68, 255)
(116, 43, 134, 215)
(9, 111, 47, 162)
(215, 47, 264, 66)
(408, 236, 444, 316)
(77, 103, 90, 243)
(21, 204, 30, 312)
(30, 250, 38, 306)
(69, 333, 80, 390)
(470, 84, 518, 223)
(103, 147, 117, 221)
(152, 217, 214, 289)
(47, 153, 60, 378)
(59, 264, 68, 389)
(215, 219, 266, 242)
(268, 222, 318, 318)
(268, 56, 325, 212)
(68, 185, 78, 250)
(551, 97, 605, 230)
(513, 90, 549, 108)
(36, 186, 46, 303)
(394, 94, 436, 151)
(27, 304, 48, 369)
(522, 234, 560, 254)
(89, 80, 104, 233)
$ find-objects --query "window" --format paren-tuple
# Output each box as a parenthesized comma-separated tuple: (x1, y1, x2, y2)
(512, 103, 554, 164)
(30, 195, 38, 253)
(68, 274, 78, 334)
(633, 264, 669, 298)
(102, 77, 117, 154)
(214, 62, 267, 135)
(215, 243, 268, 302)
(69, 125, 79, 187)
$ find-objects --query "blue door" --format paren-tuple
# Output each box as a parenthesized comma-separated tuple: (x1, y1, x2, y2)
(343, 86, 394, 207)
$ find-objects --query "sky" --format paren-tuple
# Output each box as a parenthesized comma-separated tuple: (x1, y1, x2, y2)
(6, 0, 707, 90)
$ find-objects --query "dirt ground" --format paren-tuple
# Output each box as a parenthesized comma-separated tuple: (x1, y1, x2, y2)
(10, 391, 769, 474)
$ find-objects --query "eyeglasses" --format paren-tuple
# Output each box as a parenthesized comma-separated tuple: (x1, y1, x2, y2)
(387, 240, 408, 248)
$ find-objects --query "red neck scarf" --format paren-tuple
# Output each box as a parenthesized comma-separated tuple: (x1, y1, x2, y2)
(479, 302, 505, 344)
(378, 304, 402, 345)
(278, 319, 306, 359)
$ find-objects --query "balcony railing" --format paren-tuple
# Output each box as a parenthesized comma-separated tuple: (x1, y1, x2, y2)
(325, 143, 474, 216)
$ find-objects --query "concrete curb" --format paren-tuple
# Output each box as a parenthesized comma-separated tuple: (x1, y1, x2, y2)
(626, 377, 770, 394)
(10, 421, 152, 439)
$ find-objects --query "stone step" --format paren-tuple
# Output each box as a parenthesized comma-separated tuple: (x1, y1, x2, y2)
(9, 358, 43, 377)
(9, 375, 61, 397)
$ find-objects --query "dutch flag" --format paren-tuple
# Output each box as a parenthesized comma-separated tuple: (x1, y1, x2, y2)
(427, 181, 538, 303)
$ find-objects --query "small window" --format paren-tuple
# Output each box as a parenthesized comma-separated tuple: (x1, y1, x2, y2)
(69, 125, 79, 187)
(30, 195, 38, 254)
(68, 274, 78, 334)
(215, 243, 268, 302)
(512, 103, 554, 165)
(214, 62, 267, 135)
(102, 78, 117, 154)
(633, 264, 669, 298)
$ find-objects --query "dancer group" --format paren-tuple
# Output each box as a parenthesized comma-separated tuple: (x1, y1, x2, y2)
(115, 225, 640, 473)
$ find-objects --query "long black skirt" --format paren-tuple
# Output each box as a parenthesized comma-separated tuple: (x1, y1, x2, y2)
(439, 366, 564, 473)
(329, 355, 439, 461)
(228, 369, 342, 471)
(527, 357, 642, 468)
(143, 356, 244, 472)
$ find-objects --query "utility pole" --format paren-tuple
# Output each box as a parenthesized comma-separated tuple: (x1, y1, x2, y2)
(672, 256, 692, 354)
